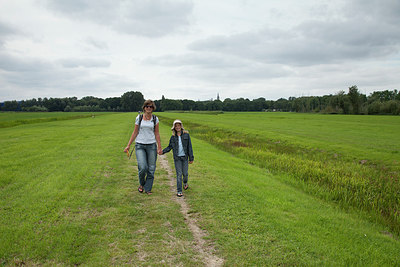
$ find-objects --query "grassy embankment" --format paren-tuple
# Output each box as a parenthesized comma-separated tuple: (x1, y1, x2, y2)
(157, 112, 400, 235)
(158, 112, 400, 266)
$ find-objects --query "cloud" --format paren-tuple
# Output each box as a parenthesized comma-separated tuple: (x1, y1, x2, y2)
(43, 0, 194, 37)
(57, 58, 111, 68)
(0, 52, 135, 100)
(188, 20, 400, 67)
(143, 51, 293, 84)
(0, 21, 17, 36)
(0, 52, 50, 72)
(0, 21, 20, 47)
(144, 53, 244, 68)
(297, 20, 400, 48)
(1, 0, 399, 102)
(138, 0, 400, 100)
(346, 0, 400, 24)
(85, 37, 109, 50)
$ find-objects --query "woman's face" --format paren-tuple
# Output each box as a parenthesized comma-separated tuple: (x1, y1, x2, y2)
(144, 105, 153, 113)
(174, 123, 182, 131)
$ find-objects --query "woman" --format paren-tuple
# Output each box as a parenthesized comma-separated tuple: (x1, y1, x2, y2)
(124, 100, 162, 195)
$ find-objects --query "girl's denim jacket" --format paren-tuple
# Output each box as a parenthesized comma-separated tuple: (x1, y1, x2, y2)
(162, 131, 194, 161)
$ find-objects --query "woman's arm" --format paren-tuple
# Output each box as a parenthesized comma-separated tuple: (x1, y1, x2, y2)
(154, 123, 163, 155)
(124, 124, 139, 152)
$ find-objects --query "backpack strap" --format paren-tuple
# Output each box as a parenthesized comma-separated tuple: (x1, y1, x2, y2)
(152, 115, 157, 131)
(138, 114, 144, 129)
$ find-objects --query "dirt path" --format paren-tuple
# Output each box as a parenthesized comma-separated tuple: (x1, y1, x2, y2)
(159, 155, 224, 267)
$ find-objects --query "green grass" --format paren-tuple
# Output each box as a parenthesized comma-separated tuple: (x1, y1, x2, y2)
(157, 112, 400, 162)
(0, 112, 110, 128)
(157, 112, 400, 234)
(0, 113, 202, 266)
(175, 134, 400, 265)
(1, 112, 400, 265)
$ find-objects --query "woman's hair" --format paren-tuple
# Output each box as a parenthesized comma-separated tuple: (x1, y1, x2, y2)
(142, 99, 156, 111)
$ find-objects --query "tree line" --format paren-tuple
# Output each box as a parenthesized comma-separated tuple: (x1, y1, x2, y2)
(1, 86, 399, 115)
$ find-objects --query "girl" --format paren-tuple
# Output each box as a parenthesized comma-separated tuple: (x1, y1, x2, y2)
(162, 120, 194, 197)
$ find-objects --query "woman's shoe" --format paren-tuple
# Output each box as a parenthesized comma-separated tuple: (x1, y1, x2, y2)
(138, 186, 144, 193)
(183, 184, 189, 190)
(177, 192, 183, 197)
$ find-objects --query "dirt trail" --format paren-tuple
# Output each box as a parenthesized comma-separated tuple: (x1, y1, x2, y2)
(159, 155, 224, 267)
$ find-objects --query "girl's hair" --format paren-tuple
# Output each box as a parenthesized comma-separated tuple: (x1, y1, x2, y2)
(142, 99, 156, 111)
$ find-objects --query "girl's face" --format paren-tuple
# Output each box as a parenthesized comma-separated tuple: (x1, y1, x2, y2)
(174, 123, 182, 131)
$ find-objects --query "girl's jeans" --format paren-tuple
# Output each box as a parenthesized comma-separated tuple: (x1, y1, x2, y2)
(135, 143, 157, 192)
(174, 156, 188, 193)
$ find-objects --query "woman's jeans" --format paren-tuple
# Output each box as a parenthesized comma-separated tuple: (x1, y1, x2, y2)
(135, 143, 157, 192)
(174, 156, 188, 193)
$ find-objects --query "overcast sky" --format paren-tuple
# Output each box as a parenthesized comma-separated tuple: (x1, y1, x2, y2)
(1, 0, 399, 101)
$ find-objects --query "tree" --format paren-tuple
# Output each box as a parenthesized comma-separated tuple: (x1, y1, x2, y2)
(274, 98, 290, 111)
(121, 91, 144, 112)
(182, 99, 196, 111)
(104, 97, 121, 111)
(42, 97, 67, 111)
(20, 98, 38, 110)
(80, 96, 103, 107)
(2, 101, 20, 111)
(348, 85, 361, 114)
(252, 97, 266, 111)
(382, 100, 400, 115)
(162, 99, 183, 111)
(222, 98, 234, 111)
(367, 101, 382, 114)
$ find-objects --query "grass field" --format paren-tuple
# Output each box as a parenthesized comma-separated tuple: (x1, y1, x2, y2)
(1, 112, 399, 265)
(158, 112, 400, 235)
(179, 129, 400, 266)
(0, 112, 202, 265)
(0, 112, 110, 128)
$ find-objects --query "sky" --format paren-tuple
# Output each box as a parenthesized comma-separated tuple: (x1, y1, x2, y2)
(0, 0, 399, 102)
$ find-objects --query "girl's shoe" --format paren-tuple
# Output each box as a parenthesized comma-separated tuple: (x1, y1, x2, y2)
(183, 184, 189, 190)
(177, 192, 183, 197)
(138, 186, 144, 193)
(146, 191, 152, 195)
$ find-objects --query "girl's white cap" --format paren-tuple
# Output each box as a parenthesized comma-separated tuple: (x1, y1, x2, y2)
(171, 119, 183, 130)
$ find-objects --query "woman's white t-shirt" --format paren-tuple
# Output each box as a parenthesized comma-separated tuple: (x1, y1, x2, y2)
(135, 115, 159, 144)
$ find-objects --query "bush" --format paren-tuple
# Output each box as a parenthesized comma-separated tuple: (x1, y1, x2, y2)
(22, 105, 48, 112)
(381, 100, 400, 115)
(72, 105, 101, 112)
(367, 101, 382, 115)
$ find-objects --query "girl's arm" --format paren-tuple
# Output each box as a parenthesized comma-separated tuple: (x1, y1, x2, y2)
(124, 124, 139, 152)
(154, 123, 162, 155)
(162, 136, 174, 154)
(187, 134, 194, 162)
